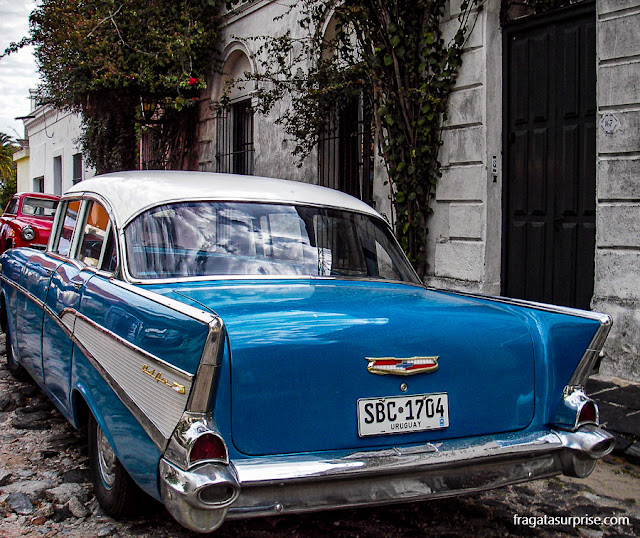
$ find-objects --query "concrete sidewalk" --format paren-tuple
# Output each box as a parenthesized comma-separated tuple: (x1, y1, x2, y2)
(587, 376, 640, 464)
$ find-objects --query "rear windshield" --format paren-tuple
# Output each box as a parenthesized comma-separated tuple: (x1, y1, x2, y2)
(125, 201, 419, 283)
(22, 197, 58, 218)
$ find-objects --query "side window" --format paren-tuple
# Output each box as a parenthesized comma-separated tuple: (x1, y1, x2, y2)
(102, 227, 119, 273)
(4, 198, 18, 215)
(77, 201, 116, 270)
(53, 200, 81, 256)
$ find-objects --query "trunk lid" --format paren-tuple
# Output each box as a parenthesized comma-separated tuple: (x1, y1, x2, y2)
(153, 279, 536, 456)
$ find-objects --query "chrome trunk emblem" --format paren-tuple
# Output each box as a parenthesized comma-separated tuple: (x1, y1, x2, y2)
(366, 356, 439, 376)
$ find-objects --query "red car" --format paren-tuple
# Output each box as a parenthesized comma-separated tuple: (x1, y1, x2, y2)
(0, 193, 60, 254)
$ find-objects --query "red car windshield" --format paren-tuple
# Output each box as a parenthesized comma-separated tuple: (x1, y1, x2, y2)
(22, 197, 58, 218)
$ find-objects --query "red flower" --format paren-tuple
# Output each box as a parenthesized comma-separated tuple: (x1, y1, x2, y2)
(188, 77, 199, 86)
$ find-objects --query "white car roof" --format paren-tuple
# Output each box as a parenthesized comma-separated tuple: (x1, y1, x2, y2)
(65, 171, 381, 227)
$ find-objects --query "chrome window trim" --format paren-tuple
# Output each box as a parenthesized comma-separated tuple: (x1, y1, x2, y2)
(49, 198, 82, 256)
(47, 201, 64, 251)
(96, 221, 113, 270)
(123, 274, 428, 287)
(118, 200, 422, 286)
(55, 193, 122, 276)
(74, 200, 111, 269)
(71, 200, 91, 260)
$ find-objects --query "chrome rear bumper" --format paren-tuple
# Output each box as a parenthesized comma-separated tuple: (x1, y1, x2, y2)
(160, 425, 614, 533)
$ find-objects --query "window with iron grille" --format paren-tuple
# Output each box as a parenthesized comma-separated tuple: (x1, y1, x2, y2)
(215, 99, 254, 175)
(72, 153, 83, 184)
(140, 127, 166, 170)
(318, 95, 374, 206)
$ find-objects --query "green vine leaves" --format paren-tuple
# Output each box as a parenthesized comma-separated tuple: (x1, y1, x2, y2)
(227, 0, 482, 276)
(3, 0, 224, 174)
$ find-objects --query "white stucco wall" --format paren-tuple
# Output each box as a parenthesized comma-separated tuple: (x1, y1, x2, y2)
(22, 106, 95, 195)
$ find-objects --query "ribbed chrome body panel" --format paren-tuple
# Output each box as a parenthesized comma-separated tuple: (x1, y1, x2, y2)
(70, 312, 193, 440)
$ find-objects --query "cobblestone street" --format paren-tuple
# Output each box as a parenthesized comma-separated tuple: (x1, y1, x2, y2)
(0, 332, 638, 537)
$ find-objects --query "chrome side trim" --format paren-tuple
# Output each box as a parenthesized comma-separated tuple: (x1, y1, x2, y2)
(64, 308, 193, 380)
(1, 274, 196, 449)
(66, 310, 193, 443)
(111, 280, 218, 325)
(0, 277, 169, 448)
(164, 412, 229, 470)
(553, 388, 598, 431)
(0, 274, 45, 310)
(69, 318, 169, 450)
(110, 280, 225, 415)
(2, 272, 223, 454)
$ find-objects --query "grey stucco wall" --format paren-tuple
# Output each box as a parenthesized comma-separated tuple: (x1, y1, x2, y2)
(424, 0, 501, 294)
(196, 0, 639, 381)
(593, 0, 640, 381)
(198, 0, 317, 183)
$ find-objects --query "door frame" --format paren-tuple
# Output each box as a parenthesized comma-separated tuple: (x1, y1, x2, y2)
(501, 0, 596, 303)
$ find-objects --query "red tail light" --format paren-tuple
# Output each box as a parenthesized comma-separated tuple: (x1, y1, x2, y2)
(578, 401, 598, 425)
(189, 434, 227, 465)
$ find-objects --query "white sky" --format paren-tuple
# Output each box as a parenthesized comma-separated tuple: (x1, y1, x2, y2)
(0, 0, 39, 139)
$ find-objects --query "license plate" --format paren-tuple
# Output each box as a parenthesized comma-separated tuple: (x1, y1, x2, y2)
(357, 393, 449, 437)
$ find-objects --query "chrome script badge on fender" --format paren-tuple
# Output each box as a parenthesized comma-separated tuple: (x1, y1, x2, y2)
(366, 356, 439, 376)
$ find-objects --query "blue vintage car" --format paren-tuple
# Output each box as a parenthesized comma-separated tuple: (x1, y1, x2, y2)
(0, 171, 614, 532)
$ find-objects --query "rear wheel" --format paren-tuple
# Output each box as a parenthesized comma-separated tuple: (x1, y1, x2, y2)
(88, 414, 137, 516)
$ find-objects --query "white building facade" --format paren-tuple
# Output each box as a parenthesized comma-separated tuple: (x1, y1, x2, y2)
(15, 100, 94, 195)
(198, 0, 640, 381)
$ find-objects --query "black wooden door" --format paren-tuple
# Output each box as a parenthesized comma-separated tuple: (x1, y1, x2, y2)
(503, 2, 596, 309)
